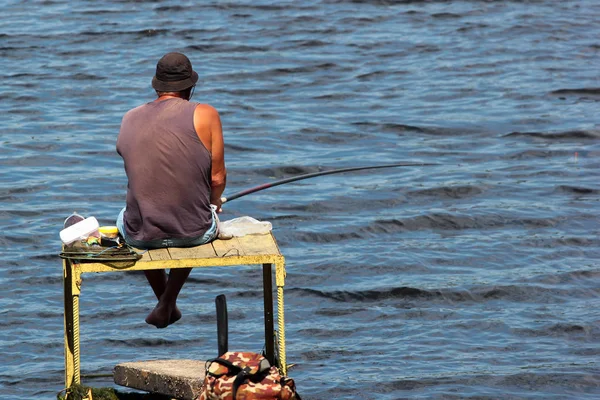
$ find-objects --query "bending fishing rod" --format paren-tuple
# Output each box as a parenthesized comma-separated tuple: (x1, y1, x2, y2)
(220, 162, 437, 204)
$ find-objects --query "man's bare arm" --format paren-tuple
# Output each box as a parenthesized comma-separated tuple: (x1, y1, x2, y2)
(194, 104, 227, 211)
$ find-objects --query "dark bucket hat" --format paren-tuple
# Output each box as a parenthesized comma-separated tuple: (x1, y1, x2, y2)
(151, 52, 198, 92)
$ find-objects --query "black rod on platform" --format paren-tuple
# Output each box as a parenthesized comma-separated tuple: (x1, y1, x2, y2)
(215, 294, 228, 356)
(221, 162, 436, 204)
(262, 263, 275, 366)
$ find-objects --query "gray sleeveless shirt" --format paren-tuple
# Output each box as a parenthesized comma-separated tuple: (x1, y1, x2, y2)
(116, 98, 212, 242)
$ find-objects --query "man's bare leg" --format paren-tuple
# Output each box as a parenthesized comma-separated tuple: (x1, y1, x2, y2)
(144, 269, 183, 327)
(145, 268, 191, 328)
(144, 269, 167, 298)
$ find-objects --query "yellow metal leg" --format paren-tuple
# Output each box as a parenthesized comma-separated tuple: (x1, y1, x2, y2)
(73, 294, 81, 384)
(63, 259, 74, 387)
(275, 261, 287, 375)
(63, 259, 82, 387)
(277, 286, 287, 375)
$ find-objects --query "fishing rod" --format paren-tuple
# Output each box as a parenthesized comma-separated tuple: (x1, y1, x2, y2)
(220, 162, 436, 204)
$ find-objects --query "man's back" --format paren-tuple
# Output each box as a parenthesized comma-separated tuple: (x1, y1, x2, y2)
(117, 97, 213, 242)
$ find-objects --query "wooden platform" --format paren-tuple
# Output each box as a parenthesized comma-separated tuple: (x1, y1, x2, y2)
(62, 232, 284, 271)
(62, 232, 288, 390)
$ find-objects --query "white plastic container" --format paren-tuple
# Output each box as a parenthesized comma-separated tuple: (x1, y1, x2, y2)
(60, 216, 100, 245)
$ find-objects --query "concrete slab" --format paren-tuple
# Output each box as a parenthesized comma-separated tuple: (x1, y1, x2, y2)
(114, 359, 206, 400)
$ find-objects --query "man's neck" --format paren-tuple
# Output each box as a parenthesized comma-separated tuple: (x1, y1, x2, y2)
(156, 93, 187, 102)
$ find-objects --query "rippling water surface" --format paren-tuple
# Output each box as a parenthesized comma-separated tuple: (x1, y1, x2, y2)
(1, 1, 599, 399)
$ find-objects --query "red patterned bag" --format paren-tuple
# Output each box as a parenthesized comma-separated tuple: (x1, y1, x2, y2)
(198, 352, 300, 400)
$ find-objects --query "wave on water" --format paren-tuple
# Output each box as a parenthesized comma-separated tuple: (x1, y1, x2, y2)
(291, 213, 564, 244)
(550, 87, 600, 97)
(555, 185, 600, 195)
(407, 185, 485, 199)
(504, 130, 600, 140)
(375, 370, 600, 398)
(290, 283, 592, 304)
(352, 121, 478, 137)
(516, 322, 594, 338)
(104, 337, 202, 348)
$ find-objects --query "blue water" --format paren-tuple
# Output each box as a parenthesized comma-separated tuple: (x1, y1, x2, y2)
(1, 1, 599, 399)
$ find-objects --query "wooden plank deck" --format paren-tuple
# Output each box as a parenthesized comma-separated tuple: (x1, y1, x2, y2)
(68, 232, 284, 273)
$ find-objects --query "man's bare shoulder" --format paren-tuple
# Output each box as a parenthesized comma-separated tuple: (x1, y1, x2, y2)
(194, 103, 220, 119)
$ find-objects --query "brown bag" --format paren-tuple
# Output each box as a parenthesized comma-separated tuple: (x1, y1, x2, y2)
(198, 351, 300, 400)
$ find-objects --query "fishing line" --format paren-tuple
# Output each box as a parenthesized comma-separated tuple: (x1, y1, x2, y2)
(221, 162, 437, 204)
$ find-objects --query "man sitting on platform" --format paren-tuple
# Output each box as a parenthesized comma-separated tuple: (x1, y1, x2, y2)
(116, 52, 227, 328)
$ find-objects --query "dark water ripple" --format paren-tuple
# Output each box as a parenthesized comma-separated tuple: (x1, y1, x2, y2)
(1, 0, 600, 399)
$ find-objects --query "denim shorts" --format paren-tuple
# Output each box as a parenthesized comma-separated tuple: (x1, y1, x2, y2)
(116, 206, 218, 249)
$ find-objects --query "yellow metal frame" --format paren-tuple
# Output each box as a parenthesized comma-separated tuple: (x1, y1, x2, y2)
(62, 233, 288, 388)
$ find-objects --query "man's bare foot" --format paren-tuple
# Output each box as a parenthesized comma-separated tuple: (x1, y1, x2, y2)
(145, 302, 182, 328)
(170, 306, 182, 325)
(145, 303, 171, 329)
